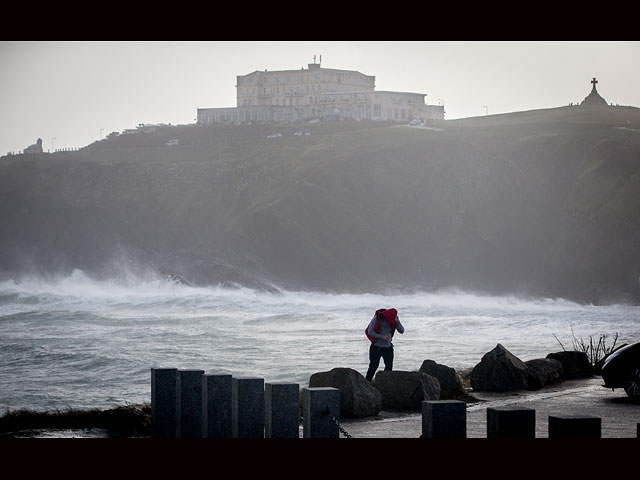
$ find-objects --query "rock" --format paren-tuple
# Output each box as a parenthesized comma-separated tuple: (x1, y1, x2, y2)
(373, 370, 440, 410)
(308, 367, 381, 418)
(419, 359, 465, 398)
(470, 343, 528, 392)
(546, 351, 592, 379)
(525, 358, 564, 390)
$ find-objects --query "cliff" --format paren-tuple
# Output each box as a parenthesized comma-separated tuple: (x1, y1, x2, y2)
(1, 105, 639, 304)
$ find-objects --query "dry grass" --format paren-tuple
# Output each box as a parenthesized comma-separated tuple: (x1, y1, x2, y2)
(553, 327, 621, 371)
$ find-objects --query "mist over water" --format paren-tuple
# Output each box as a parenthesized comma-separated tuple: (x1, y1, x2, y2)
(0, 269, 637, 412)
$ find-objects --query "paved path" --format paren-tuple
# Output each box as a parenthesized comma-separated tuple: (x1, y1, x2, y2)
(338, 377, 640, 438)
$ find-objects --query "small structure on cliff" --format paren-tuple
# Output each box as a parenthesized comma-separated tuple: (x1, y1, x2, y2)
(23, 138, 43, 154)
(581, 77, 608, 106)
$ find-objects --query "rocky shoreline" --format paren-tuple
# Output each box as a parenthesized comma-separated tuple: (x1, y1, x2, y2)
(306, 343, 599, 419)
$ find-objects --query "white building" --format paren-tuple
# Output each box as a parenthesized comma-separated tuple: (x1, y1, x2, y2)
(197, 61, 444, 124)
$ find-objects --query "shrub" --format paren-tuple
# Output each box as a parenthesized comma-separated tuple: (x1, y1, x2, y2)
(553, 327, 619, 371)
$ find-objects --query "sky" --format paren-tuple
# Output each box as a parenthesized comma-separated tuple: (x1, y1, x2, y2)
(1, 40, 639, 155)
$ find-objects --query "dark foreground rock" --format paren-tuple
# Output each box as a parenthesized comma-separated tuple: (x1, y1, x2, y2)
(374, 370, 440, 410)
(308, 367, 382, 418)
(470, 343, 529, 392)
(546, 351, 592, 379)
(419, 359, 465, 399)
(525, 358, 564, 390)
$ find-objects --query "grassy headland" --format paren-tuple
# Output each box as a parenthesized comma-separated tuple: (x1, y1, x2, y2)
(1, 105, 639, 304)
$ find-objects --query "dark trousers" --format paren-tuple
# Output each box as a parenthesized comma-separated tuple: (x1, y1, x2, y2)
(366, 344, 394, 381)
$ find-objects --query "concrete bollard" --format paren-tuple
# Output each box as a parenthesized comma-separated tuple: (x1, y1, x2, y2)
(265, 382, 300, 438)
(548, 415, 601, 438)
(303, 387, 340, 438)
(177, 369, 205, 438)
(487, 407, 536, 438)
(151, 368, 178, 438)
(421, 400, 467, 438)
(232, 377, 265, 438)
(202, 374, 233, 438)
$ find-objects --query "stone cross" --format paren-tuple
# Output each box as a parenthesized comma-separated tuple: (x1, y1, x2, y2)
(591, 77, 598, 88)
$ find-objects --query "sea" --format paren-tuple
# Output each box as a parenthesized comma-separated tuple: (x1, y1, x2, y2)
(0, 268, 637, 412)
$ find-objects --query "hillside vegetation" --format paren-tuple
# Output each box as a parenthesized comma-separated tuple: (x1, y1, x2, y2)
(1, 105, 639, 304)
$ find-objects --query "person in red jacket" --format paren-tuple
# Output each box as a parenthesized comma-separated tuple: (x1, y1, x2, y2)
(365, 308, 404, 381)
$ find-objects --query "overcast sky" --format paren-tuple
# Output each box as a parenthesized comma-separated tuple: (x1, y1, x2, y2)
(1, 41, 639, 155)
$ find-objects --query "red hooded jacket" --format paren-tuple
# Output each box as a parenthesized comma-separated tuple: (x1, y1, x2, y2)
(365, 308, 398, 343)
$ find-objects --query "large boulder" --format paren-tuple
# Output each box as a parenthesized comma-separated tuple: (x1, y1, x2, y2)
(470, 344, 528, 392)
(419, 359, 465, 399)
(525, 358, 564, 390)
(308, 367, 381, 418)
(374, 371, 440, 410)
(546, 351, 592, 379)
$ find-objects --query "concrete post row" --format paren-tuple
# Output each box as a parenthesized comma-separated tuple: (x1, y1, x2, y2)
(152, 369, 308, 439)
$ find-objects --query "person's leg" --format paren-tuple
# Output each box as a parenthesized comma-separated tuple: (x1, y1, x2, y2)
(366, 344, 383, 381)
(381, 346, 394, 371)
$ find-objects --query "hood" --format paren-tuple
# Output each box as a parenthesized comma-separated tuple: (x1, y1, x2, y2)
(380, 308, 398, 324)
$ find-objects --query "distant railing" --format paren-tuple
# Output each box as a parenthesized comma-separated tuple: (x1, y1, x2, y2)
(4, 147, 80, 156)
(53, 147, 80, 153)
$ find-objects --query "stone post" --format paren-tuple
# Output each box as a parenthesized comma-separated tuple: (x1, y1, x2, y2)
(265, 382, 300, 438)
(303, 387, 340, 438)
(232, 377, 265, 438)
(177, 369, 205, 438)
(487, 406, 536, 438)
(422, 400, 467, 438)
(202, 374, 233, 438)
(151, 368, 178, 438)
(548, 415, 601, 438)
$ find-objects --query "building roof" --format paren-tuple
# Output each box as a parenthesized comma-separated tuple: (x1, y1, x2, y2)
(241, 64, 374, 79)
(374, 90, 427, 97)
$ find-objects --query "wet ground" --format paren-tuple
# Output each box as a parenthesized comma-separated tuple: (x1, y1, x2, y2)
(339, 376, 640, 438)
